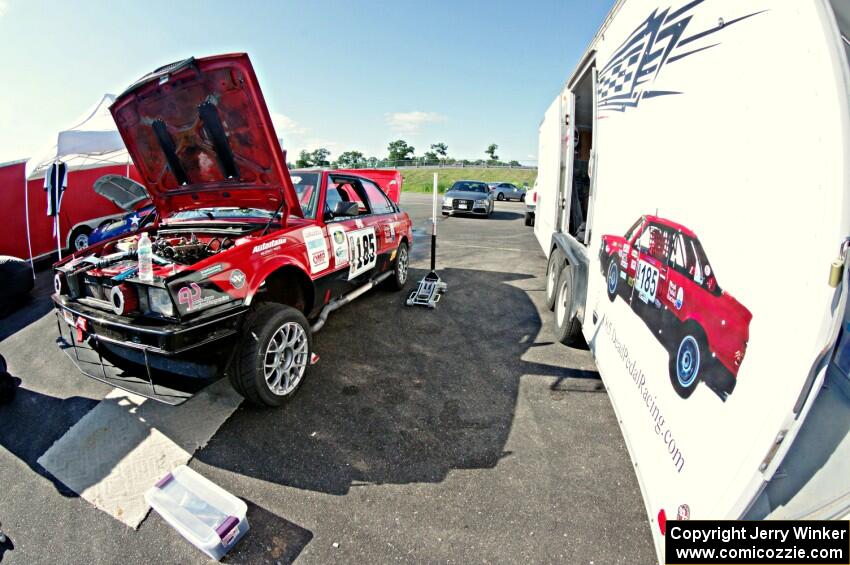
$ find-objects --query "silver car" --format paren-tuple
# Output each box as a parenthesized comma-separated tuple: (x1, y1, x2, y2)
(442, 180, 494, 217)
(490, 182, 527, 201)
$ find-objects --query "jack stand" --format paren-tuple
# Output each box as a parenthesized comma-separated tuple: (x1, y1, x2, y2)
(407, 172, 447, 308)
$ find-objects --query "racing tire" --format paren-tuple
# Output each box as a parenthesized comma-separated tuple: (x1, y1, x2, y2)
(554, 263, 583, 346)
(545, 249, 564, 311)
(497, 193, 505, 201)
(605, 257, 619, 302)
(383, 241, 409, 291)
(70, 226, 92, 252)
(524, 212, 534, 226)
(0, 256, 33, 317)
(229, 302, 312, 407)
(668, 326, 706, 399)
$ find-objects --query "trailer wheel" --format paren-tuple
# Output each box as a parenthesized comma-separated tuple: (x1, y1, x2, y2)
(606, 258, 619, 302)
(229, 302, 312, 407)
(383, 241, 409, 291)
(554, 263, 583, 345)
(524, 212, 534, 226)
(545, 249, 564, 311)
(669, 327, 705, 399)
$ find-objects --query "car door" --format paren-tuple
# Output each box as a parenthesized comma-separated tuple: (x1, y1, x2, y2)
(358, 177, 402, 277)
(321, 176, 372, 296)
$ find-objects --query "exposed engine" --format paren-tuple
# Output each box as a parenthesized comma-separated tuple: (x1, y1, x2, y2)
(54, 230, 244, 317)
(152, 234, 235, 265)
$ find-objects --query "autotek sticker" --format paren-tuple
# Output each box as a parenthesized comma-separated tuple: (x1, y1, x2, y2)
(253, 237, 286, 255)
(200, 264, 224, 278)
(303, 226, 329, 274)
(328, 224, 349, 268)
(347, 227, 377, 280)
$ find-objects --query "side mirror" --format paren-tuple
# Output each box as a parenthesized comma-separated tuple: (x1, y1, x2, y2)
(332, 201, 359, 217)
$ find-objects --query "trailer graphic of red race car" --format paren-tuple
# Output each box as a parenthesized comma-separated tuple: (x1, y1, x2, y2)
(599, 215, 752, 400)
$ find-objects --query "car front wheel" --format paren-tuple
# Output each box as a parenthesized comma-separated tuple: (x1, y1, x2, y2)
(497, 193, 505, 201)
(230, 302, 312, 407)
(70, 226, 92, 252)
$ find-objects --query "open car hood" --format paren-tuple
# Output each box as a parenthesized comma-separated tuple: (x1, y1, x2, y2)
(109, 54, 301, 218)
(93, 174, 150, 211)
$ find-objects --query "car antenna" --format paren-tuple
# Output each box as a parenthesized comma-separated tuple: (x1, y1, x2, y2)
(261, 199, 286, 236)
(406, 173, 447, 308)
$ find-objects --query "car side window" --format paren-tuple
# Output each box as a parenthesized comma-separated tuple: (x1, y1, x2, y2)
(669, 233, 690, 272)
(324, 186, 344, 216)
(639, 224, 670, 262)
(328, 180, 368, 215)
(361, 179, 395, 215)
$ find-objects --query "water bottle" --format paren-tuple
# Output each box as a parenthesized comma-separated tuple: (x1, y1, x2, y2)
(138, 232, 153, 282)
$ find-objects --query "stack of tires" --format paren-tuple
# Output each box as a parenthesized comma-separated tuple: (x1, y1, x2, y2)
(0, 256, 34, 317)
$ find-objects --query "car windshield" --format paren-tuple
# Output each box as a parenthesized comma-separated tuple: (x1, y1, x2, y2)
(167, 208, 276, 222)
(290, 172, 320, 218)
(451, 181, 489, 193)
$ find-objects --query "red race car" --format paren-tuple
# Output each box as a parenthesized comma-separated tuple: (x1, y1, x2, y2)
(51, 54, 412, 406)
(599, 215, 752, 400)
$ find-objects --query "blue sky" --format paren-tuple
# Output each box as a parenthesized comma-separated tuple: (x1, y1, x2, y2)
(0, 0, 614, 165)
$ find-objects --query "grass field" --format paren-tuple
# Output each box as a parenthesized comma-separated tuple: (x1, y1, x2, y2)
(399, 167, 537, 193)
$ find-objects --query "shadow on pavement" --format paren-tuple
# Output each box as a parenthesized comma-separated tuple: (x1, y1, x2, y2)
(0, 534, 14, 563)
(197, 266, 591, 495)
(224, 500, 313, 564)
(0, 385, 98, 497)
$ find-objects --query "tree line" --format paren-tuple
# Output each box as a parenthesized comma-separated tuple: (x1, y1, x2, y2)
(292, 140, 522, 169)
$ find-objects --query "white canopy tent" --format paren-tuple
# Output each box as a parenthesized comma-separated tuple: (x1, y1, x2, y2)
(24, 94, 130, 268)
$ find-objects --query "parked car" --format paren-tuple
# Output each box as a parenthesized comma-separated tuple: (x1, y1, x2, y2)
(599, 215, 752, 401)
(86, 175, 156, 249)
(52, 53, 413, 407)
(491, 182, 526, 201)
(441, 180, 494, 217)
(524, 181, 537, 226)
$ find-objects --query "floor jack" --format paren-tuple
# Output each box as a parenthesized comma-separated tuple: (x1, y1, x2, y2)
(407, 173, 447, 308)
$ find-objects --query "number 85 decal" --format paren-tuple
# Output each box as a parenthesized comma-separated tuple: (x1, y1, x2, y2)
(348, 227, 377, 280)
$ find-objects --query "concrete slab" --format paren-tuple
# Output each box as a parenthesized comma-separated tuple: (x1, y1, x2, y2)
(37, 379, 241, 528)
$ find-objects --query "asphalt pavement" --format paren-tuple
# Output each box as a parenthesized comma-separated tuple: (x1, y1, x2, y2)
(0, 193, 655, 564)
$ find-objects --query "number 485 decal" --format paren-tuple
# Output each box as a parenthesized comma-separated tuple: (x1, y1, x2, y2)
(348, 227, 377, 279)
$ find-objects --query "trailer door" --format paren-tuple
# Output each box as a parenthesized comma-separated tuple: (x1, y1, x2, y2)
(557, 92, 576, 235)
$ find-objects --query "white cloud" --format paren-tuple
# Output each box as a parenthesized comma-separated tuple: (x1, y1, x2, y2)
(385, 111, 446, 134)
(0, 1, 7, 17)
(270, 112, 308, 137)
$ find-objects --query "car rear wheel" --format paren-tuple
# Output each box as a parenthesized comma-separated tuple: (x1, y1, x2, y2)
(497, 193, 505, 201)
(668, 329, 705, 399)
(606, 258, 619, 302)
(70, 226, 92, 252)
(545, 249, 564, 311)
(383, 241, 409, 291)
(229, 302, 312, 407)
(554, 263, 583, 345)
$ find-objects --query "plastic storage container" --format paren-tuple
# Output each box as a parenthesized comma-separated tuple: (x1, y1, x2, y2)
(146, 465, 249, 560)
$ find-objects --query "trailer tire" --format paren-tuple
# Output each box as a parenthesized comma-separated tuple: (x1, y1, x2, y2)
(383, 241, 409, 291)
(668, 325, 706, 399)
(545, 249, 564, 311)
(229, 302, 312, 407)
(554, 263, 583, 345)
(524, 212, 534, 226)
(0, 256, 33, 317)
(605, 257, 619, 302)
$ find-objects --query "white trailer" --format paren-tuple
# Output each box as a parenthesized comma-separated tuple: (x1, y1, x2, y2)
(535, 0, 850, 561)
